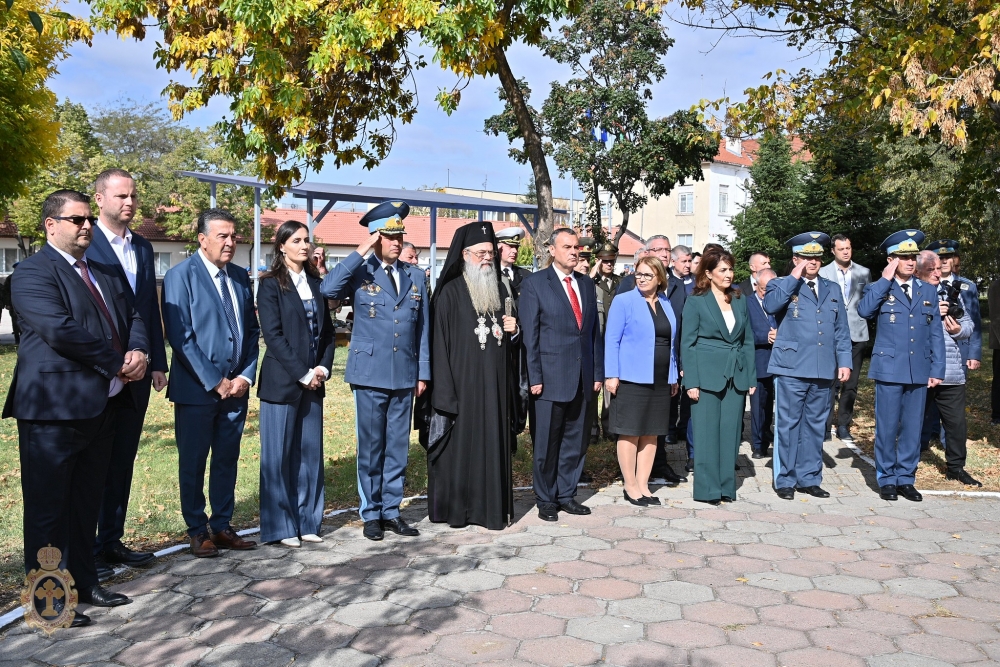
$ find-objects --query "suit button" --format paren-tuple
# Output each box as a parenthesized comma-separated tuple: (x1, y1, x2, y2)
(395, 306, 399, 310)
(818, 331, 822, 335)
(910, 314, 914, 318)
(911, 339, 914, 342)
(911, 351, 914, 354)
(818, 342, 823, 346)
(228, 337, 233, 342)
(394, 319, 399, 324)
(393, 347, 398, 352)
(394, 333, 399, 338)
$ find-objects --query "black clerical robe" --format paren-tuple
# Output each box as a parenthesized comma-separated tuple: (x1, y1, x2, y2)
(427, 278, 514, 529)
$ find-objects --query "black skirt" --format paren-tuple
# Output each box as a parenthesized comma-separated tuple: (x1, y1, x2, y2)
(608, 300, 673, 436)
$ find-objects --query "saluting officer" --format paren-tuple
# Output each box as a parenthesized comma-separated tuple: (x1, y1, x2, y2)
(497, 227, 530, 302)
(858, 230, 945, 502)
(321, 201, 431, 540)
(763, 233, 852, 500)
(497, 226, 531, 439)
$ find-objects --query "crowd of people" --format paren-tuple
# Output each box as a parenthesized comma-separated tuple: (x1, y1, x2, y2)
(7, 171, 999, 629)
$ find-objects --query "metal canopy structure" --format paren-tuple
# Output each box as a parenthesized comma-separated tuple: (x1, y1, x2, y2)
(178, 170, 565, 290)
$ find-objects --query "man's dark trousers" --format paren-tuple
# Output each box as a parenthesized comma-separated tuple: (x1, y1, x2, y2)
(174, 396, 249, 537)
(95, 376, 151, 552)
(750, 376, 774, 453)
(20, 406, 118, 591)
(992, 353, 1000, 422)
(828, 341, 865, 437)
(532, 382, 587, 511)
(927, 383, 969, 473)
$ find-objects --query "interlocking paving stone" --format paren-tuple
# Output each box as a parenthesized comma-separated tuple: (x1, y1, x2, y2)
(351, 624, 439, 658)
(32, 636, 131, 666)
(195, 616, 278, 645)
(173, 572, 251, 597)
(332, 600, 411, 627)
(198, 641, 294, 667)
(293, 648, 380, 667)
(884, 576, 959, 598)
(644, 579, 714, 603)
(113, 612, 203, 641)
(257, 597, 335, 625)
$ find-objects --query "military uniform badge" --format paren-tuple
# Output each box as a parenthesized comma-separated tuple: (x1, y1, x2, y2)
(21, 545, 77, 635)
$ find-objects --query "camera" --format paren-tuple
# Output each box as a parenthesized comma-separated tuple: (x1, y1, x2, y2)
(941, 283, 964, 320)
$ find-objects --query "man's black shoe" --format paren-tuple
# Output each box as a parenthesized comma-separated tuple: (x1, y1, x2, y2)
(79, 584, 131, 607)
(70, 611, 91, 628)
(751, 451, 764, 460)
(102, 542, 155, 566)
(946, 469, 983, 487)
(94, 555, 114, 582)
(775, 487, 794, 500)
(579, 471, 594, 484)
(897, 484, 923, 502)
(795, 486, 830, 498)
(538, 506, 559, 522)
(685, 458, 694, 473)
(363, 520, 384, 541)
(880, 485, 898, 501)
(839, 432, 854, 443)
(382, 517, 419, 537)
(559, 500, 591, 515)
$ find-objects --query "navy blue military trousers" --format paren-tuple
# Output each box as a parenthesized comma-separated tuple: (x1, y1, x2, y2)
(873, 381, 928, 487)
(773, 376, 832, 489)
(750, 376, 774, 454)
(353, 386, 413, 522)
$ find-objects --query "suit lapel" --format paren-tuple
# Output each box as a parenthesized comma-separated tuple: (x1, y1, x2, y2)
(816, 277, 830, 307)
(704, 292, 733, 341)
(547, 268, 577, 323)
(89, 230, 135, 298)
(395, 265, 412, 305)
(192, 254, 230, 325)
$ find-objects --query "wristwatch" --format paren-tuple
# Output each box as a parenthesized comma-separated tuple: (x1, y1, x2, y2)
(131, 349, 151, 366)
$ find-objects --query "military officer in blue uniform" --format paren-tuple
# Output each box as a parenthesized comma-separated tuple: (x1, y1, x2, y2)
(921, 239, 982, 450)
(763, 232, 852, 500)
(858, 230, 945, 502)
(321, 201, 431, 540)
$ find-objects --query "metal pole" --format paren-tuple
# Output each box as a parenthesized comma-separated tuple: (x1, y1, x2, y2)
(430, 206, 438, 292)
(306, 196, 315, 242)
(210, 182, 217, 208)
(253, 188, 261, 291)
(570, 181, 574, 230)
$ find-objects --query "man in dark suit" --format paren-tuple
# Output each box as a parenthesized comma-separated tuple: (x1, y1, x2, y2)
(5, 189, 149, 626)
(86, 169, 169, 576)
(746, 269, 778, 458)
(162, 209, 260, 557)
(520, 228, 604, 522)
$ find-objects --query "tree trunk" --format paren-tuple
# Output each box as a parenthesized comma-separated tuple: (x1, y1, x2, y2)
(492, 45, 554, 263)
(613, 207, 630, 246)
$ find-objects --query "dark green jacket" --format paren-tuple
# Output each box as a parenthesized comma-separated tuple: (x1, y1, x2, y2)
(680, 290, 756, 392)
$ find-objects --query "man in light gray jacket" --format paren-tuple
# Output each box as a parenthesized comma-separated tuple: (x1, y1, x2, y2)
(916, 251, 979, 486)
(819, 234, 871, 442)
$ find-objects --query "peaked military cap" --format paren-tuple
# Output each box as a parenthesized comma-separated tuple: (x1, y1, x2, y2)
(596, 242, 619, 260)
(926, 239, 960, 256)
(496, 227, 525, 246)
(786, 231, 830, 257)
(360, 200, 409, 234)
(880, 229, 924, 256)
(578, 237, 596, 256)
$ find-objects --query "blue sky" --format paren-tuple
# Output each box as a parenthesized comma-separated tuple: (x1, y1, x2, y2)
(49, 9, 815, 201)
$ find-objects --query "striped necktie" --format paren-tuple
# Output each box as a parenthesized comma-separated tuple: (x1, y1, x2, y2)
(217, 270, 241, 376)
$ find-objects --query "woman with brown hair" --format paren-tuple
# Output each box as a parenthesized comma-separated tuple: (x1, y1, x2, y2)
(680, 247, 756, 504)
(604, 256, 680, 505)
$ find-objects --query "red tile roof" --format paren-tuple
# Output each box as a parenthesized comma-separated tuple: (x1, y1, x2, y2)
(712, 136, 811, 167)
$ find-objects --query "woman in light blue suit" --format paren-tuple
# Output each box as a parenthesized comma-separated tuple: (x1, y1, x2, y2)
(605, 257, 679, 506)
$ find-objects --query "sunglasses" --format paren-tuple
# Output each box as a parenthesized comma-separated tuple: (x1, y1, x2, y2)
(51, 215, 98, 225)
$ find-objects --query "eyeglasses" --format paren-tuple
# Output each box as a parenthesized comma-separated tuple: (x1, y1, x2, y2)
(51, 215, 98, 225)
(634, 272, 656, 281)
(465, 249, 495, 259)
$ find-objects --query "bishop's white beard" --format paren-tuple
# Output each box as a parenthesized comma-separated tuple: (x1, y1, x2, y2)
(463, 260, 502, 314)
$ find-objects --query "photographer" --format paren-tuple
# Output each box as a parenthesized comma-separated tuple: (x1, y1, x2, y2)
(916, 251, 980, 486)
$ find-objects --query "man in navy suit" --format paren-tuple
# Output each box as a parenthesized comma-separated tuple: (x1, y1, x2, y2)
(746, 268, 777, 459)
(4, 190, 149, 625)
(162, 209, 260, 557)
(86, 169, 169, 575)
(520, 228, 604, 521)
(858, 230, 945, 502)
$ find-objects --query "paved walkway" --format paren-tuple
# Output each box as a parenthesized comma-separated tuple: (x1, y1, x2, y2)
(6, 441, 1000, 666)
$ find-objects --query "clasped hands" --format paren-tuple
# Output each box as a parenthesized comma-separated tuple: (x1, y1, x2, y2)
(214, 376, 250, 399)
(605, 378, 678, 397)
(301, 367, 329, 391)
(117, 350, 147, 384)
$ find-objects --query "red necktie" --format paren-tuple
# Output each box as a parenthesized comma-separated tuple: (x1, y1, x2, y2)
(564, 276, 583, 329)
(75, 260, 124, 354)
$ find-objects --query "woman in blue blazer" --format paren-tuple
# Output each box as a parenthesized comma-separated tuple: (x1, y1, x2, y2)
(257, 221, 335, 548)
(605, 257, 679, 506)
(681, 247, 756, 505)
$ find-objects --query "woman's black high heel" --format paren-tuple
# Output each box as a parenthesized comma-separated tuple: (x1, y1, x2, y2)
(623, 490, 649, 506)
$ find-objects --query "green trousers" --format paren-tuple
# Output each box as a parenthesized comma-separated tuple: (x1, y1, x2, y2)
(691, 380, 746, 501)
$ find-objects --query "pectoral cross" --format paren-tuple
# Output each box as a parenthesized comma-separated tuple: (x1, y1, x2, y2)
(475, 316, 490, 350)
(35, 579, 64, 617)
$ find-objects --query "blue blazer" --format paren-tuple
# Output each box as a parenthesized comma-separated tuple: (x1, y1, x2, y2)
(745, 290, 775, 379)
(520, 267, 604, 402)
(162, 254, 260, 404)
(857, 277, 946, 384)
(762, 275, 853, 380)
(3, 244, 149, 420)
(320, 252, 430, 389)
(604, 287, 678, 385)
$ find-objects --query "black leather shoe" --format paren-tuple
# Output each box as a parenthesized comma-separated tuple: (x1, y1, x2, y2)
(694, 498, 720, 505)
(775, 487, 795, 500)
(897, 484, 923, 502)
(94, 555, 114, 582)
(880, 485, 898, 501)
(795, 486, 831, 498)
(642, 495, 662, 505)
(538, 506, 559, 522)
(102, 541, 155, 566)
(382, 517, 419, 537)
(751, 451, 764, 460)
(79, 584, 131, 607)
(363, 520, 384, 541)
(623, 490, 648, 506)
(946, 470, 983, 487)
(70, 611, 91, 628)
(559, 500, 592, 515)
(685, 458, 694, 473)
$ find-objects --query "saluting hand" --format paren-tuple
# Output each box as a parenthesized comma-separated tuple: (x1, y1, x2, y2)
(882, 257, 899, 281)
(356, 231, 381, 256)
(789, 260, 806, 280)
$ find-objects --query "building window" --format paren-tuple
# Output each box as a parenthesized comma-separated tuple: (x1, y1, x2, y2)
(153, 252, 171, 276)
(324, 255, 346, 271)
(677, 234, 694, 248)
(678, 190, 694, 214)
(719, 185, 729, 215)
(0, 248, 22, 273)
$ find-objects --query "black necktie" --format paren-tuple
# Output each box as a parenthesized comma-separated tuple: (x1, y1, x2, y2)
(807, 280, 818, 299)
(504, 268, 512, 281)
(385, 265, 398, 297)
(901, 283, 910, 301)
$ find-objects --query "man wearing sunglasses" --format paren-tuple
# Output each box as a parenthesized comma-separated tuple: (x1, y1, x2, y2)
(4, 189, 150, 627)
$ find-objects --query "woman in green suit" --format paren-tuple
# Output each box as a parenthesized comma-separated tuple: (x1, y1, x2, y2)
(681, 247, 756, 504)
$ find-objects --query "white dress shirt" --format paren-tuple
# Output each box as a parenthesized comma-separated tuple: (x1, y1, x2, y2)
(895, 276, 914, 299)
(835, 262, 853, 301)
(380, 260, 401, 293)
(552, 265, 582, 308)
(288, 267, 329, 386)
(198, 250, 252, 385)
(97, 221, 138, 292)
(52, 246, 124, 397)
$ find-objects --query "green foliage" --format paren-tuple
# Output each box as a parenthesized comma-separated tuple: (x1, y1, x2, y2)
(515, 236, 535, 267)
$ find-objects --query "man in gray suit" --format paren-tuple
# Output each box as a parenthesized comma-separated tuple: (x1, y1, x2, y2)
(819, 233, 871, 443)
